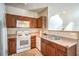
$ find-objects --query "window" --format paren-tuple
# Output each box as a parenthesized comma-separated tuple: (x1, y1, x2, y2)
(48, 15, 63, 30)
(64, 22, 74, 31)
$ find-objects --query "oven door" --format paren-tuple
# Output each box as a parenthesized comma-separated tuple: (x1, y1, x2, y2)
(17, 37, 31, 53)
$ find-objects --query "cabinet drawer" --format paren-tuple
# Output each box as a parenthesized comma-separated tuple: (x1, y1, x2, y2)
(56, 49, 66, 56)
(56, 44, 67, 52)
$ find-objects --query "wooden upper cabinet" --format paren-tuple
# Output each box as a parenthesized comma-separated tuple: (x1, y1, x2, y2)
(17, 16, 30, 21)
(37, 16, 47, 28)
(31, 16, 47, 28)
(6, 14, 47, 28)
(30, 18, 37, 28)
(37, 17, 42, 28)
(6, 14, 17, 28)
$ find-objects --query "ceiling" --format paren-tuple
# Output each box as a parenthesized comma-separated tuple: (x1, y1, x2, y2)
(6, 3, 48, 13)
(6, 3, 79, 13)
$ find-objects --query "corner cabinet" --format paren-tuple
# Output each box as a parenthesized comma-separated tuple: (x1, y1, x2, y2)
(41, 38, 76, 56)
(37, 16, 47, 28)
(6, 14, 17, 28)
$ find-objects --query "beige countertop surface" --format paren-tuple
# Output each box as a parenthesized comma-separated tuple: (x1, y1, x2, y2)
(8, 34, 16, 39)
(41, 35, 78, 48)
(8, 32, 39, 39)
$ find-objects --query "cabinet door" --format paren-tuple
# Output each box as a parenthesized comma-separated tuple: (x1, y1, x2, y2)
(55, 49, 66, 56)
(31, 36, 36, 49)
(30, 18, 37, 28)
(37, 17, 42, 28)
(8, 38, 16, 55)
(6, 14, 16, 28)
(37, 16, 47, 28)
(41, 42, 47, 56)
(42, 16, 47, 28)
(46, 45, 55, 56)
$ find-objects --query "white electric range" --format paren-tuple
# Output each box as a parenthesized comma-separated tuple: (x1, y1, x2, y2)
(17, 31, 31, 53)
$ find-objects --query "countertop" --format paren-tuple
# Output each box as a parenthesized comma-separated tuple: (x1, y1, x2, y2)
(41, 35, 78, 48)
(8, 32, 39, 39)
(8, 34, 16, 39)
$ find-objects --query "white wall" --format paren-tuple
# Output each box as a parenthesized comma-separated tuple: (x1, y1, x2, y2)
(38, 8, 48, 17)
(0, 3, 7, 56)
(48, 4, 79, 31)
(6, 5, 38, 18)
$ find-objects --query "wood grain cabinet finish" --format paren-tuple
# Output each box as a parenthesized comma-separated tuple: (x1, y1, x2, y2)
(31, 36, 36, 49)
(41, 42, 47, 56)
(41, 38, 55, 56)
(46, 44, 55, 56)
(55, 49, 66, 56)
(6, 14, 16, 28)
(37, 16, 47, 28)
(41, 38, 76, 56)
(17, 16, 30, 21)
(30, 18, 37, 28)
(8, 38, 16, 55)
(37, 17, 42, 28)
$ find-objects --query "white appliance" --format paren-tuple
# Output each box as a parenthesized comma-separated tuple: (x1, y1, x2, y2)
(17, 20, 30, 28)
(17, 31, 31, 53)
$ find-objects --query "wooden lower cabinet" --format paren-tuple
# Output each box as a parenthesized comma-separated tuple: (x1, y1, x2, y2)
(46, 44, 55, 56)
(8, 38, 16, 55)
(31, 36, 36, 49)
(41, 42, 47, 56)
(41, 38, 76, 56)
(41, 39, 55, 56)
(55, 49, 66, 56)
